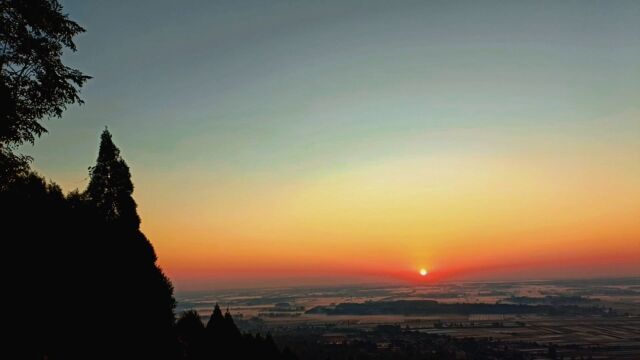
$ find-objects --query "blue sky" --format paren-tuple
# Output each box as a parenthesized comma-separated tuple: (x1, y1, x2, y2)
(23, 1, 640, 288)
(28, 0, 640, 180)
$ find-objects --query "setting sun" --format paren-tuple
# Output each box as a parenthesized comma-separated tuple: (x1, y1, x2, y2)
(419, 268, 428, 277)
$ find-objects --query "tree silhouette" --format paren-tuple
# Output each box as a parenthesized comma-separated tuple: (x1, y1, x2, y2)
(86, 128, 141, 229)
(177, 311, 207, 360)
(206, 304, 226, 332)
(3, 130, 179, 360)
(177, 310, 206, 341)
(0, 0, 90, 182)
(0, 2, 293, 359)
(206, 304, 242, 345)
(224, 307, 242, 339)
(176, 306, 292, 360)
(83, 129, 177, 358)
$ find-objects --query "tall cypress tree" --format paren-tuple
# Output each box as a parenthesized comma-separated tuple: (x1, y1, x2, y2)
(86, 128, 140, 228)
(83, 128, 178, 359)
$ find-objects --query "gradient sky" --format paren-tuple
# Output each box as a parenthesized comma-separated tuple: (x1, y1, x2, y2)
(24, 0, 640, 290)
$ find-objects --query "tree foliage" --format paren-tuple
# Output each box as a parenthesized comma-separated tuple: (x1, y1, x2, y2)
(86, 128, 141, 229)
(0, 0, 90, 146)
(0, 0, 90, 185)
(176, 306, 293, 360)
(3, 131, 177, 359)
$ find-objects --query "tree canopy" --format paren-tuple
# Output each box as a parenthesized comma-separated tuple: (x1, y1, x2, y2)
(86, 128, 141, 228)
(1, 0, 90, 183)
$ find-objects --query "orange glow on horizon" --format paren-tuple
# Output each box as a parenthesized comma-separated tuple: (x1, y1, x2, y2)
(126, 115, 640, 290)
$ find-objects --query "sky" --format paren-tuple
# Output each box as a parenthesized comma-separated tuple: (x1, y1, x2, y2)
(24, 0, 640, 290)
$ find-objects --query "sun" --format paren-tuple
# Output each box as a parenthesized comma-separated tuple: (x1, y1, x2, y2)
(419, 268, 428, 276)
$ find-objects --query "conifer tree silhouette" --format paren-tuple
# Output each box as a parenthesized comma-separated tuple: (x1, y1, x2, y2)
(224, 307, 242, 338)
(82, 129, 177, 359)
(86, 128, 140, 228)
(206, 304, 225, 329)
(177, 310, 207, 360)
